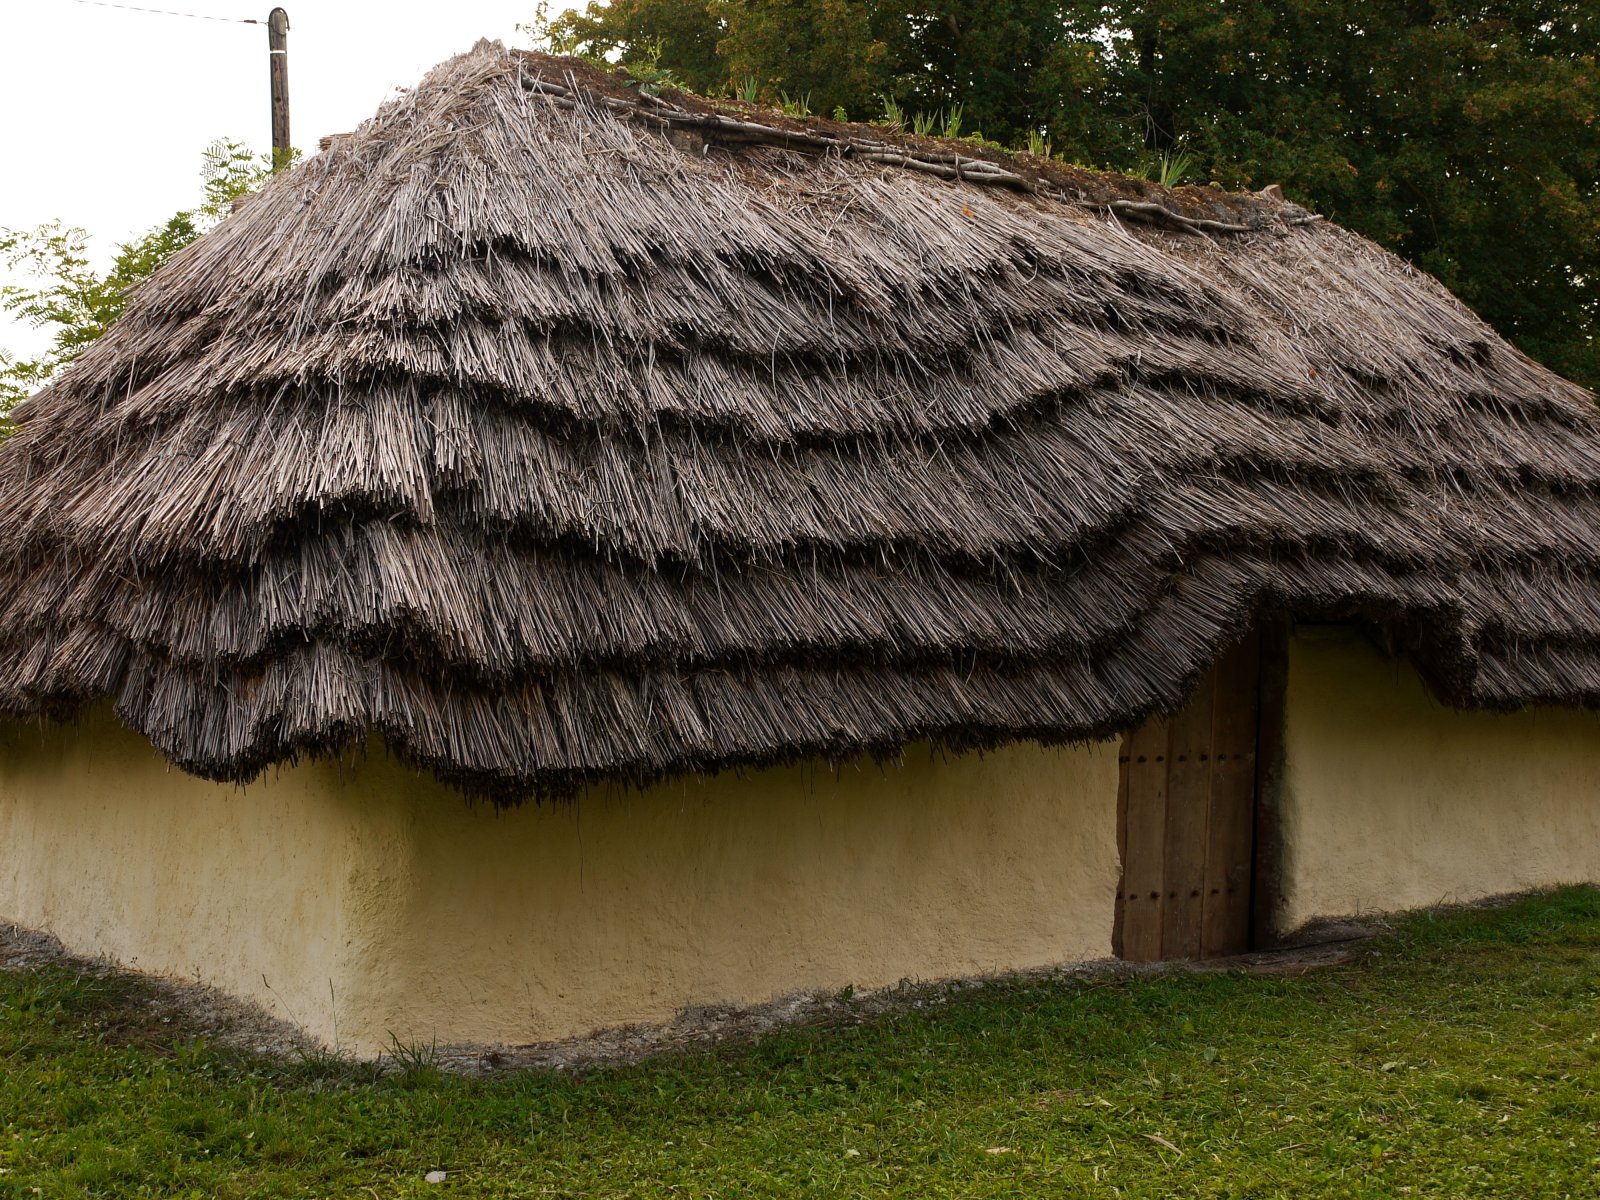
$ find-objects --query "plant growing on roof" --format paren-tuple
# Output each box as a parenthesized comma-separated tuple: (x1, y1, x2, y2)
(1148, 148, 1194, 190)
(619, 38, 683, 95)
(876, 94, 905, 131)
(906, 103, 969, 140)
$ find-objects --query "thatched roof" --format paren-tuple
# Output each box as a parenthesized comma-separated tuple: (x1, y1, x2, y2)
(3, 41, 1599, 802)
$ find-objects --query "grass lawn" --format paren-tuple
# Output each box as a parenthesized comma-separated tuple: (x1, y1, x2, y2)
(3, 888, 1599, 1198)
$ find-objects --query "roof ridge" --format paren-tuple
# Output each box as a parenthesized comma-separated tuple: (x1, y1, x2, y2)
(506, 47, 1318, 236)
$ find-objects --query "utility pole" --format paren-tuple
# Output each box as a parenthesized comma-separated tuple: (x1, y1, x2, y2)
(268, 7, 290, 166)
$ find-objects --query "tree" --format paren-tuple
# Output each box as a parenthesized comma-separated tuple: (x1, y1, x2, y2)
(1099, 1, 1599, 389)
(717, 0, 892, 115)
(539, 0, 894, 114)
(538, 0, 731, 94)
(884, 3, 1109, 149)
(0, 140, 280, 418)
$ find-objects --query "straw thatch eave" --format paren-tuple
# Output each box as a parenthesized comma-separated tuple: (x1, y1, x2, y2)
(1, 41, 1598, 802)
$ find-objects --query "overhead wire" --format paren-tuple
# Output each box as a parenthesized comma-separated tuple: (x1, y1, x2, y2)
(64, 0, 260, 24)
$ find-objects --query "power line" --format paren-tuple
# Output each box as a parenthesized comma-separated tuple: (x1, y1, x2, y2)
(66, 0, 259, 24)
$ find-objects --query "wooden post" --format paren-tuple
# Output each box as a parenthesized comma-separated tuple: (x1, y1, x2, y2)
(268, 7, 291, 166)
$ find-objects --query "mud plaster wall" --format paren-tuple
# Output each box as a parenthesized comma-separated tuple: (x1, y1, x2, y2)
(0, 710, 1120, 1052)
(0, 711, 406, 1047)
(1277, 626, 1600, 930)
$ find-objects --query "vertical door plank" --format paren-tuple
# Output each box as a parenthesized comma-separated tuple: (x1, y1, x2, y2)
(1117, 716, 1170, 962)
(1202, 631, 1261, 957)
(1162, 671, 1215, 960)
(1113, 737, 1131, 957)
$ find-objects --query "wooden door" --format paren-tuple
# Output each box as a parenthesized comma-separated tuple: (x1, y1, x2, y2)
(1114, 630, 1261, 961)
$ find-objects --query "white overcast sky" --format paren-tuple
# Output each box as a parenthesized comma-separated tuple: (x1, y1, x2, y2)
(2, 0, 575, 359)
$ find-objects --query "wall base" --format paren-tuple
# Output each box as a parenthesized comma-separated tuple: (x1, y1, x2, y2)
(0, 711, 1121, 1053)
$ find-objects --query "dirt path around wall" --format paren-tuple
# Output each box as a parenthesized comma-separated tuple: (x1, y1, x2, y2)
(2, 915, 1381, 1076)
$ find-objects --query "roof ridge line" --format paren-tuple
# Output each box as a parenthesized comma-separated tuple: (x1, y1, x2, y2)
(516, 63, 1308, 237)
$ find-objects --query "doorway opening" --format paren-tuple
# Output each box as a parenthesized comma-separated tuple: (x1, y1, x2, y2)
(1113, 628, 1267, 961)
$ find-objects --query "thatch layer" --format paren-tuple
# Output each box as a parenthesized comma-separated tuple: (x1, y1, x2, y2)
(2, 42, 1598, 800)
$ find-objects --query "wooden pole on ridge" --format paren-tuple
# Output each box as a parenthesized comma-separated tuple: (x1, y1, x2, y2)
(268, 7, 290, 167)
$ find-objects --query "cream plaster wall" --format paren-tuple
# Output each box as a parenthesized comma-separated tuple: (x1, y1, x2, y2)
(1277, 627, 1600, 930)
(0, 713, 411, 1046)
(0, 710, 1121, 1053)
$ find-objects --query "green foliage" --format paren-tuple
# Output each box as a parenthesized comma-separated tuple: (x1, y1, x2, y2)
(1147, 147, 1194, 189)
(876, 92, 905, 131)
(2, 888, 1599, 1193)
(778, 89, 812, 117)
(1104, 0, 1600, 391)
(621, 38, 685, 94)
(542, 0, 1599, 392)
(379, 1033, 443, 1087)
(535, 0, 729, 93)
(883, 1, 1111, 158)
(0, 139, 281, 419)
(907, 103, 965, 139)
(722, 1, 893, 116)
(0, 216, 193, 412)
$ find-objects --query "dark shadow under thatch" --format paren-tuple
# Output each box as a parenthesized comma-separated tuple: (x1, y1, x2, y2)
(1, 42, 1598, 802)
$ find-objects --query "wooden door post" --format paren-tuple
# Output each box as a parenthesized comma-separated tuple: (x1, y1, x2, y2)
(268, 8, 291, 166)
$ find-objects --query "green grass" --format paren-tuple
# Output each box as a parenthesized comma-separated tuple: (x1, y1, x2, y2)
(4, 889, 1600, 1197)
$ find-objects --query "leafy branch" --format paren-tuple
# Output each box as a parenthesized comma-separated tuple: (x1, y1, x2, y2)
(1, 139, 283, 420)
